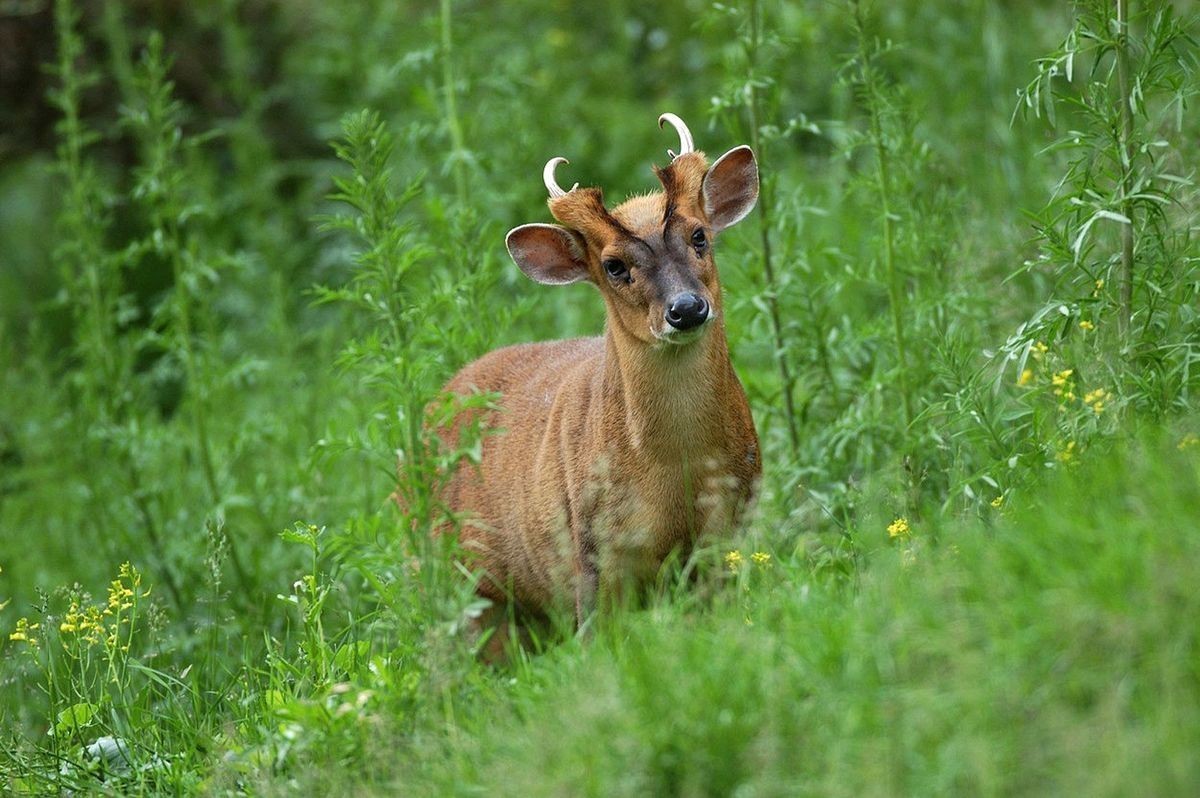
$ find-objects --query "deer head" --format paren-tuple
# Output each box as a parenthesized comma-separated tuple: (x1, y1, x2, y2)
(505, 113, 759, 350)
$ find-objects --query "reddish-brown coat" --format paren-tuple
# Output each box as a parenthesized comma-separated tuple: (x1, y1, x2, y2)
(433, 143, 761, 628)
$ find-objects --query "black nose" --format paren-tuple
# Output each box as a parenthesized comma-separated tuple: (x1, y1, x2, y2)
(665, 292, 710, 331)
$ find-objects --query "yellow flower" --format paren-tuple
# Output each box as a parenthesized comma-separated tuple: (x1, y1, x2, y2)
(990, 495, 1004, 508)
(724, 550, 743, 571)
(118, 562, 139, 584)
(751, 552, 772, 566)
(1056, 440, 1077, 464)
(106, 563, 143, 606)
(1079, 319, 1095, 331)
(1084, 388, 1108, 414)
(887, 517, 911, 539)
(81, 605, 104, 645)
(1179, 434, 1200, 450)
(1051, 369, 1075, 399)
(1093, 278, 1105, 297)
(1017, 368, 1034, 387)
(1032, 341, 1049, 360)
(9, 617, 39, 646)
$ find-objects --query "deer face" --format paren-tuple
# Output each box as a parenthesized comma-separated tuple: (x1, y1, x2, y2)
(595, 197, 718, 347)
(506, 115, 759, 351)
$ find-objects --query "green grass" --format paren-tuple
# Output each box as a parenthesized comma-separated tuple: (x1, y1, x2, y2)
(213, 425, 1200, 796)
(1, 0, 1199, 794)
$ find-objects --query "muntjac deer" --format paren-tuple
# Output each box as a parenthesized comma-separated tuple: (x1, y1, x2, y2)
(436, 113, 760, 643)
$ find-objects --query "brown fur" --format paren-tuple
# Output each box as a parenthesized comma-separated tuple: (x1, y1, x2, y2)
(432, 146, 761, 634)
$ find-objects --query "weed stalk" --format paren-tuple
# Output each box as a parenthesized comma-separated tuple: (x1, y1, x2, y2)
(52, 0, 118, 403)
(747, 0, 801, 459)
(1115, 0, 1136, 339)
(852, 1, 914, 435)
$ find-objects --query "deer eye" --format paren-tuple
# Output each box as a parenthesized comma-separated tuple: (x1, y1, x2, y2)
(691, 228, 708, 251)
(603, 258, 630, 282)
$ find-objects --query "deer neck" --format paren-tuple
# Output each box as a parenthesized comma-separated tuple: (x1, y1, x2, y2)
(601, 320, 735, 461)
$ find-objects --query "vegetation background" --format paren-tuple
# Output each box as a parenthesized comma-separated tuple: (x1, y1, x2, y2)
(1, 0, 1198, 793)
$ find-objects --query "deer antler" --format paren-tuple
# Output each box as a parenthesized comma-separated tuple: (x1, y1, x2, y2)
(543, 157, 579, 198)
(658, 113, 695, 161)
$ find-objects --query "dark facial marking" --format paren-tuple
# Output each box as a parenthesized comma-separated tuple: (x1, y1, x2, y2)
(656, 164, 679, 225)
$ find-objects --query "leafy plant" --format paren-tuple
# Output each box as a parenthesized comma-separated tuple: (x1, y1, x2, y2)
(1015, 0, 1200, 408)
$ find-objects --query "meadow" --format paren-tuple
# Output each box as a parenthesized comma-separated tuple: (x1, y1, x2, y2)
(1, 0, 1199, 794)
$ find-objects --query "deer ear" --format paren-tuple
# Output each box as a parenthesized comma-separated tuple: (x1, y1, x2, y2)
(702, 145, 759, 233)
(506, 223, 590, 285)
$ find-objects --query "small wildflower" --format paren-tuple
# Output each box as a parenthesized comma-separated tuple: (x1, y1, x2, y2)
(751, 552, 772, 566)
(1093, 278, 1105, 297)
(59, 601, 82, 636)
(1179, 433, 1200, 451)
(1051, 368, 1073, 387)
(1032, 341, 1049, 360)
(1079, 319, 1094, 331)
(1056, 440, 1077, 464)
(107, 564, 141, 615)
(81, 605, 104, 645)
(723, 550, 743, 571)
(1017, 368, 1034, 387)
(9, 617, 39, 647)
(990, 495, 1004, 508)
(1051, 369, 1075, 399)
(887, 517, 911, 539)
(1084, 387, 1108, 414)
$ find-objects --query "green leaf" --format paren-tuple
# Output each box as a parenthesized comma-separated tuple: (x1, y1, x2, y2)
(54, 702, 99, 737)
(333, 640, 371, 676)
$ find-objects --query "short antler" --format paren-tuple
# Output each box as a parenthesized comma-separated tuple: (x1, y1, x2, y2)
(658, 113, 695, 161)
(543, 157, 579, 198)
